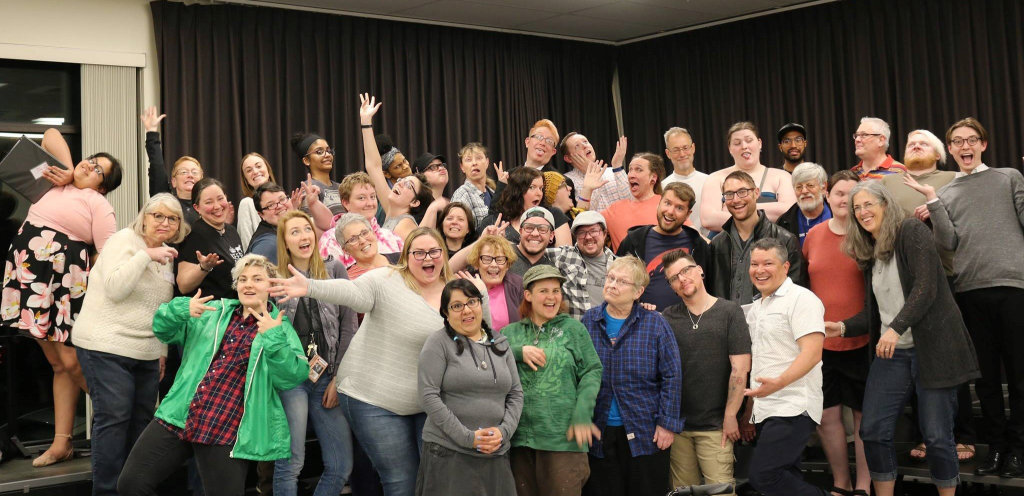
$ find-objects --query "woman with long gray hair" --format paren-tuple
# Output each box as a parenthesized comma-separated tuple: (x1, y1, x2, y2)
(841, 180, 979, 496)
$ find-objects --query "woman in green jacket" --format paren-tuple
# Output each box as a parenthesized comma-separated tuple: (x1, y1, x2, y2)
(118, 254, 308, 496)
(502, 265, 603, 496)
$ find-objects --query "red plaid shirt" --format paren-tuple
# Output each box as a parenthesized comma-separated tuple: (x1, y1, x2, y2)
(159, 305, 259, 445)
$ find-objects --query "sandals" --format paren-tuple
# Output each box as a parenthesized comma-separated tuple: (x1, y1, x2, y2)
(909, 442, 927, 460)
(32, 433, 74, 468)
(957, 443, 976, 461)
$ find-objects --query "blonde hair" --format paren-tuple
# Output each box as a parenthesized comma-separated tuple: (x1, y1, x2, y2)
(172, 156, 203, 176)
(458, 142, 496, 190)
(392, 227, 453, 292)
(131, 193, 190, 244)
(239, 152, 278, 197)
(230, 254, 278, 290)
(608, 255, 650, 289)
(906, 130, 947, 165)
(466, 235, 518, 268)
(276, 211, 327, 280)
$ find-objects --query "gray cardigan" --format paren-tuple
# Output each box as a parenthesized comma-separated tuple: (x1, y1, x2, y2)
(846, 219, 980, 389)
(418, 329, 524, 457)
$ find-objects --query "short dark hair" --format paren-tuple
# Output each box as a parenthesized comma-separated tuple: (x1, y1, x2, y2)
(723, 170, 756, 189)
(558, 131, 579, 164)
(662, 249, 696, 274)
(827, 170, 860, 194)
(662, 182, 696, 209)
(751, 237, 788, 263)
(90, 152, 122, 195)
(945, 117, 989, 144)
(191, 177, 226, 207)
(254, 182, 286, 210)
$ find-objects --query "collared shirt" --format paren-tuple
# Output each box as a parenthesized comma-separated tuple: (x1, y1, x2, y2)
(955, 163, 989, 179)
(451, 180, 494, 224)
(545, 245, 617, 319)
(587, 168, 633, 212)
(852, 155, 907, 181)
(159, 305, 259, 445)
(583, 303, 683, 458)
(319, 216, 403, 267)
(745, 277, 825, 424)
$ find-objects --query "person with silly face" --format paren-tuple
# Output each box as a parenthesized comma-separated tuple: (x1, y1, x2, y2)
(559, 133, 632, 212)
(500, 265, 603, 496)
(415, 278, 522, 495)
(1, 128, 123, 468)
(119, 255, 308, 496)
(141, 106, 204, 224)
(269, 227, 490, 496)
(451, 142, 498, 224)
(482, 167, 572, 246)
(580, 152, 667, 251)
(176, 178, 245, 300)
(412, 152, 450, 199)
(466, 235, 523, 331)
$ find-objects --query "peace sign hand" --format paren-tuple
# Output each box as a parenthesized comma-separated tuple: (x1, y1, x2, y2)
(190, 289, 216, 318)
(248, 306, 284, 334)
(482, 213, 509, 238)
(493, 161, 508, 184)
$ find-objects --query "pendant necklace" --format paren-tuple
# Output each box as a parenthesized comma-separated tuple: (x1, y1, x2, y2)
(686, 297, 713, 330)
(533, 324, 543, 345)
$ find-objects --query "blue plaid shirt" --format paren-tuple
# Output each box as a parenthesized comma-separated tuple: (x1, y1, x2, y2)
(582, 303, 684, 457)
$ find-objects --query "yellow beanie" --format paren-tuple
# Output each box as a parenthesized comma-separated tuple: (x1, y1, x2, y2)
(542, 171, 566, 205)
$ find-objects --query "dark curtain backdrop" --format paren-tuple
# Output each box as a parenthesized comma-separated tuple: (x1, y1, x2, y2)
(150, 1, 618, 200)
(617, 0, 1024, 175)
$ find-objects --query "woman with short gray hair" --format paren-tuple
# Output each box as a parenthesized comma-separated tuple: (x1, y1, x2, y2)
(336, 213, 395, 280)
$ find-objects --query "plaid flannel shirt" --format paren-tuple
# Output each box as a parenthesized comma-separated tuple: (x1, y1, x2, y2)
(565, 167, 632, 212)
(546, 245, 617, 320)
(583, 303, 684, 458)
(451, 180, 494, 224)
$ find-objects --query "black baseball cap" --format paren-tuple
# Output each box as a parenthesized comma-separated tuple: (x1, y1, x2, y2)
(412, 152, 446, 173)
(777, 123, 807, 143)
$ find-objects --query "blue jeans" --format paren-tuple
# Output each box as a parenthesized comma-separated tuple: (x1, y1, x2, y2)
(273, 378, 353, 496)
(76, 348, 159, 496)
(339, 393, 426, 496)
(860, 347, 959, 488)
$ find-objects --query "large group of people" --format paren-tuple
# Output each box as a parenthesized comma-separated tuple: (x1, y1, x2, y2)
(1, 94, 1019, 496)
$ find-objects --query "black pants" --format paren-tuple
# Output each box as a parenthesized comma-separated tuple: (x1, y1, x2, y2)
(958, 287, 1024, 453)
(117, 420, 250, 496)
(748, 415, 827, 496)
(584, 425, 671, 496)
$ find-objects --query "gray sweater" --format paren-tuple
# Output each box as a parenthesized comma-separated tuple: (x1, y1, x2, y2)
(928, 167, 1024, 292)
(418, 330, 524, 457)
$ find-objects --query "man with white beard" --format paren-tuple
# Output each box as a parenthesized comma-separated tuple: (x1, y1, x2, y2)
(776, 162, 832, 247)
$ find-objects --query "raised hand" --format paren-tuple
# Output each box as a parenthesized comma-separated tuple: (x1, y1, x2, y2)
(41, 165, 74, 187)
(304, 173, 322, 201)
(145, 246, 178, 265)
(225, 201, 236, 225)
(359, 93, 382, 124)
(493, 161, 508, 184)
(268, 264, 310, 303)
(190, 289, 216, 318)
(250, 306, 284, 334)
(140, 106, 166, 133)
(581, 159, 610, 193)
(196, 251, 224, 272)
(610, 136, 628, 169)
(455, 270, 487, 295)
(902, 173, 937, 201)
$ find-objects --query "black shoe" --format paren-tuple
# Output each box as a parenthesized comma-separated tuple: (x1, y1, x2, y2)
(975, 450, 1005, 476)
(1001, 452, 1024, 478)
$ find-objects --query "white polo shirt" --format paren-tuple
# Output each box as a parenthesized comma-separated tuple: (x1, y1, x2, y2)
(745, 277, 825, 424)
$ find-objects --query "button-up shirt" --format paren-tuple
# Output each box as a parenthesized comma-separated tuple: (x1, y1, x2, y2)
(451, 180, 494, 224)
(545, 245, 616, 319)
(852, 155, 907, 181)
(745, 278, 825, 424)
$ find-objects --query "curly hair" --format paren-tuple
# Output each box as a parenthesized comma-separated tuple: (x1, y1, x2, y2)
(492, 167, 543, 221)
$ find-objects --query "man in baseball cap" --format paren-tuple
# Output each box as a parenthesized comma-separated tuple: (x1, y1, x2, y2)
(509, 206, 556, 277)
(543, 210, 617, 319)
(777, 123, 808, 174)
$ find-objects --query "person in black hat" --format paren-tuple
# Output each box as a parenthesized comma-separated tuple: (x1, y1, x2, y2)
(413, 152, 449, 199)
(778, 123, 808, 174)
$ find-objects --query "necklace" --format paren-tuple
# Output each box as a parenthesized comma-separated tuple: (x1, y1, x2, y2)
(532, 324, 543, 345)
(686, 296, 713, 330)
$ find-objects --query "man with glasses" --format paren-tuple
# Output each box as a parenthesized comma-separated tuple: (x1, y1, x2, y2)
(777, 123, 808, 174)
(776, 162, 831, 247)
(246, 182, 293, 263)
(545, 211, 617, 319)
(558, 132, 630, 211)
(617, 182, 709, 311)
(522, 119, 560, 171)
(708, 171, 802, 304)
(661, 249, 751, 491)
(661, 127, 708, 237)
(509, 206, 556, 277)
(851, 117, 907, 180)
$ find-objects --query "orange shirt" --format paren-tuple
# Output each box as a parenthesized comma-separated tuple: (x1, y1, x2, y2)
(602, 194, 660, 252)
(803, 222, 869, 351)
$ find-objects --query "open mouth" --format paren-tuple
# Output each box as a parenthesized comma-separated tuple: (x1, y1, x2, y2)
(298, 240, 312, 252)
(629, 180, 641, 193)
(960, 153, 975, 166)
(753, 275, 770, 284)
(531, 198, 541, 206)
(741, 152, 752, 160)
(542, 301, 557, 311)
(486, 266, 502, 277)
(422, 263, 437, 276)
(534, 146, 546, 156)
(242, 290, 258, 297)
(461, 315, 476, 325)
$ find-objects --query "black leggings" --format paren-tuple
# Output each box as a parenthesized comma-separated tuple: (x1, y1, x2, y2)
(117, 420, 249, 496)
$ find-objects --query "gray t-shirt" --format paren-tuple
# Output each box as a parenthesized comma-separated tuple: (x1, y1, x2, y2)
(510, 245, 553, 277)
(872, 257, 914, 348)
(663, 298, 752, 431)
(581, 252, 608, 308)
(311, 178, 344, 216)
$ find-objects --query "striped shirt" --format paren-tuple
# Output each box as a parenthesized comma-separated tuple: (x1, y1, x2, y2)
(852, 155, 907, 181)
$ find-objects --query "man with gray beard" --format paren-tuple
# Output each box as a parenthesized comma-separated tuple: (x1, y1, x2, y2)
(776, 162, 832, 248)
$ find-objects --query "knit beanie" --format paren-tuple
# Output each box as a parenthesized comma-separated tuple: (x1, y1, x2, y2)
(542, 171, 566, 205)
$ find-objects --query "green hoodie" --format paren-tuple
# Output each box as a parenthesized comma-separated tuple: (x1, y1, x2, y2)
(152, 297, 309, 461)
(502, 313, 602, 452)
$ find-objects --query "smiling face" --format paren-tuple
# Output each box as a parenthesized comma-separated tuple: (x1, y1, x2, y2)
(460, 148, 489, 183)
(524, 278, 563, 324)
(749, 247, 789, 296)
(475, 244, 510, 288)
(258, 190, 292, 226)
(422, 158, 448, 190)
(564, 134, 595, 171)
(665, 132, 696, 172)
(406, 234, 444, 287)
(73, 156, 113, 193)
(627, 157, 656, 198)
(666, 257, 703, 299)
(574, 224, 606, 258)
(236, 265, 272, 309)
(794, 178, 824, 213)
(341, 183, 379, 221)
(304, 139, 334, 175)
(657, 190, 690, 234)
(947, 126, 988, 174)
(852, 190, 885, 237)
(525, 126, 557, 165)
(728, 130, 761, 168)
(522, 177, 545, 210)
(553, 180, 574, 212)
(170, 160, 202, 196)
(602, 267, 642, 308)
(283, 217, 316, 262)
(722, 177, 758, 222)
(827, 179, 857, 222)
(195, 185, 230, 227)
(384, 153, 412, 181)
(340, 222, 378, 263)
(389, 176, 423, 209)
(143, 205, 181, 245)
(519, 216, 554, 256)
(442, 206, 470, 242)
(444, 289, 483, 337)
(241, 155, 271, 189)
(778, 130, 807, 163)
(854, 122, 886, 161)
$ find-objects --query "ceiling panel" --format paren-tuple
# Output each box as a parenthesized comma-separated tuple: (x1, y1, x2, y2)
(516, 14, 659, 41)
(463, 0, 618, 15)
(573, 2, 718, 29)
(397, 0, 556, 28)
(261, 0, 436, 15)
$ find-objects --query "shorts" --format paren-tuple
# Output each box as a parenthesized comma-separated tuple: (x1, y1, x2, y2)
(822, 346, 869, 410)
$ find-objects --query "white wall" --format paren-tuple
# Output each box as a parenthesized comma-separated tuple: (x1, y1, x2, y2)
(0, 0, 160, 108)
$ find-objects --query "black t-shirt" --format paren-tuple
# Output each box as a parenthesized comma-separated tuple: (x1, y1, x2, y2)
(639, 229, 694, 311)
(178, 219, 244, 300)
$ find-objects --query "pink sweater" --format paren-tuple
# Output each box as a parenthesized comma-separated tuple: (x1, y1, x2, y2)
(25, 185, 116, 251)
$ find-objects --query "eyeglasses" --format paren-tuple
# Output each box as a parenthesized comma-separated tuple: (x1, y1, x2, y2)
(87, 158, 105, 179)
(343, 228, 374, 246)
(529, 134, 556, 147)
(521, 223, 552, 235)
(852, 201, 878, 214)
(667, 265, 698, 285)
(780, 137, 806, 146)
(147, 212, 181, 226)
(423, 163, 447, 173)
(853, 133, 882, 141)
(397, 178, 418, 192)
(411, 248, 444, 261)
(575, 227, 604, 240)
(174, 168, 202, 178)
(448, 297, 481, 313)
(668, 144, 694, 154)
(260, 197, 289, 212)
(722, 188, 755, 201)
(479, 255, 508, 266)
(949, 136, 981, 147)
(604, 275, 636, 287)
(305, 147, 335, 158)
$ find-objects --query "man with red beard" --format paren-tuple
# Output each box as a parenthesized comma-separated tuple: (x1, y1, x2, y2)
(578, 153, 666, 251)
(777, 123, 808, 174)
(545, 211, 618, 319)
(776, 162, 832, 247)
(616, 182, 710, 311)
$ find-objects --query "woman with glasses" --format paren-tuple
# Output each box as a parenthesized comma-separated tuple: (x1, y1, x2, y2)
(290, 131, 346, 217)
(334, 213, 397, 280)
(451, 142, 498, 224)
(412, 152, 450, 199)
(479, 167, 572, 246)
(415, 278, 523, 495)
(466, 235, 523, 331)
(71, 194, 188, 494)
(140, 106, 203, 225)
(842, 181, 979, 496)
(1, 128, 123, 468)
(270, 227, 490, 496)
(176, 178, 244, 300)
(699, 122, 796, 232)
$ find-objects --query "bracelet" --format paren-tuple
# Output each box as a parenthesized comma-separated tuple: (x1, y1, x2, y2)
(576, 195, 590, 202)
(360, 124, 372, 129)
(839, 321, 846, 337)
(200, 264, 213, 273)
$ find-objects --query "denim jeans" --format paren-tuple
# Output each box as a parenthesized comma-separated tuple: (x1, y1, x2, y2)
(76, 348, 160, 496)
(748, 415, 827, 496)
(340, 393, 426, 496)
(273, 378, 353, 496)
(860, 347, 959, 488)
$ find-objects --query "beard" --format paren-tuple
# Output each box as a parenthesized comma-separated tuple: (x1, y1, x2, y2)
(797, 195, 823, 213)
(904, 155, 937, 171)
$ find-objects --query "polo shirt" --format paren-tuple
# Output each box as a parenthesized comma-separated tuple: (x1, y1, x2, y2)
(852, 155, 907, 181)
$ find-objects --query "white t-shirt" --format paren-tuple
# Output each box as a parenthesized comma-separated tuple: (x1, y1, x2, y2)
(662, 170, 709, 237)
(745, 277, 825, 424)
